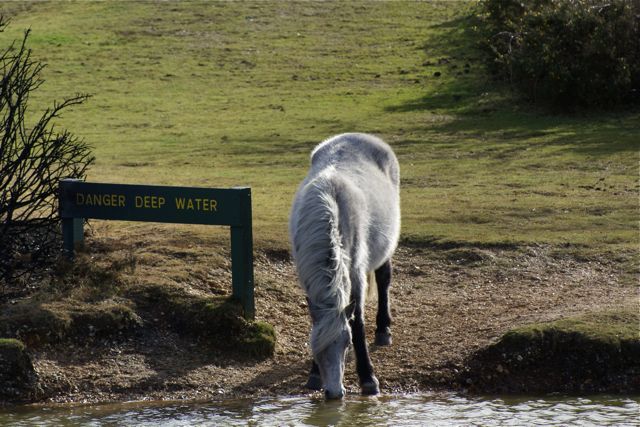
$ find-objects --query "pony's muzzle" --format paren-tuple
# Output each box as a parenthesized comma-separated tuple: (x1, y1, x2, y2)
(324, 386, 346, 400)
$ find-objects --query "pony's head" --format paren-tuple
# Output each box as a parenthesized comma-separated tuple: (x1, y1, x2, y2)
(309, 304, 352, 399)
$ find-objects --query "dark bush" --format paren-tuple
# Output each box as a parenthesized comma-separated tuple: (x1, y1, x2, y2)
(0, 18, 93, 292)
(477, 0, 640, 108)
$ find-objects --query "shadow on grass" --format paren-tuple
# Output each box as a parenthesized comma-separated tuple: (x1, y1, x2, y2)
(400, 234, 520, 252)
(428, 111, 640, 156)
(386, 12, 498, 114)
(385, 11, 640, 157)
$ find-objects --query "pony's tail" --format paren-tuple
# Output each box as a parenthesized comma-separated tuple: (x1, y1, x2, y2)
(294, 184, 351, 354)
(323, 189, 352, 312)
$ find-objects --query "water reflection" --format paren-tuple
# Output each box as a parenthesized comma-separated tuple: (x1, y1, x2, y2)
(303, 396, 396, 427)
(0, 393, 638, 426)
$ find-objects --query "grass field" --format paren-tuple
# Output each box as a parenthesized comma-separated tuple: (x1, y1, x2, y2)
(1, 1, 638, 256)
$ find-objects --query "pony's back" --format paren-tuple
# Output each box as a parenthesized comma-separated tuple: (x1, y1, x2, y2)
(290, 133, 400, 268)
(310, 133, 400, 188)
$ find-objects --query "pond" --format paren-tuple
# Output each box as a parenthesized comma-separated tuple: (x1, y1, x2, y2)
(1, 393, 638, 426)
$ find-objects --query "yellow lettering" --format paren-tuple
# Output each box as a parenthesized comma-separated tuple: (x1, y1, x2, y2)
(75, 191, 215, 212)
(75, 193, 126, 208)
(134, 195, 166, 209)
(76, 193, 129, 207)
(174, 197, 215, 211)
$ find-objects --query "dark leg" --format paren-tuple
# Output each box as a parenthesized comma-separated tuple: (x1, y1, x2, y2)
(350, 301, 379, 395)
(374, 259, 392, 346)
(306, 359, 322, 390)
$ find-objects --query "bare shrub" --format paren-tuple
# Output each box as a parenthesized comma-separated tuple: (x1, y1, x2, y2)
(0, 18, 93, 294)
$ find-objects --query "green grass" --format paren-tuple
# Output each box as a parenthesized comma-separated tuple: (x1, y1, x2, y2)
(1, 1, 638, 253)
(506, 308, 640, 346)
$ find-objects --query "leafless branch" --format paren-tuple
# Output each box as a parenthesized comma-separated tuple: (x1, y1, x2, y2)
(0, 19, 93, 293)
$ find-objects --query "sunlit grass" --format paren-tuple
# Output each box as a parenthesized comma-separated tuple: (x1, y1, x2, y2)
(1, 1, 637, 254)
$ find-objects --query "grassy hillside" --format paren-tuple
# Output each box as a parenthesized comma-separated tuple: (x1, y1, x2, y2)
(1, 1, 637, 254)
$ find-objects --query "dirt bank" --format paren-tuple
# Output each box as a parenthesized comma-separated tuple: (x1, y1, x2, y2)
(2, 236, 638, 404)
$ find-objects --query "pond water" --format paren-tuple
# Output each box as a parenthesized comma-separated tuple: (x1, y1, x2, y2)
(1, 393, 638, 426)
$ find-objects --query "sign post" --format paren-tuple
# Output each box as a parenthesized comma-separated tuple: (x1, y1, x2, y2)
(59, 179, 254, 319)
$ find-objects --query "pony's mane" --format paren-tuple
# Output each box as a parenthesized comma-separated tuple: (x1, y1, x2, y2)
(291, 173, 351, 354)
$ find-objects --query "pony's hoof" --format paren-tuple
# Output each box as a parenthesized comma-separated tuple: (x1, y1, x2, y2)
(361, 377, 380, 396)
(305, 373, 322, 390)
(375, 331, 392, 346)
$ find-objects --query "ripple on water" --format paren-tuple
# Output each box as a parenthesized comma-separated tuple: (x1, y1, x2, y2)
(0, 394, 638, 426)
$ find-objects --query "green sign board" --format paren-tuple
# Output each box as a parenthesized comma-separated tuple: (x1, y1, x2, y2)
(59, 179, 254, 319)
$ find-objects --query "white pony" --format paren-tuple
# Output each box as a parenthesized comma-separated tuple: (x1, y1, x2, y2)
(289, 133, 400, 399)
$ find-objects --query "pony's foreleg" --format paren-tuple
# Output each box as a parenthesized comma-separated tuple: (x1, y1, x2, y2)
(350, 283, 380, 395)
(306, 360, 322, 390)
(374, 259, 393, 346)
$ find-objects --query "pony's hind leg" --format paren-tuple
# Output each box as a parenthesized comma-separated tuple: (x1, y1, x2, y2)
(374, 259, 393, 346)
(350, 275, 380, 395)
(306, 360, 322, 390)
